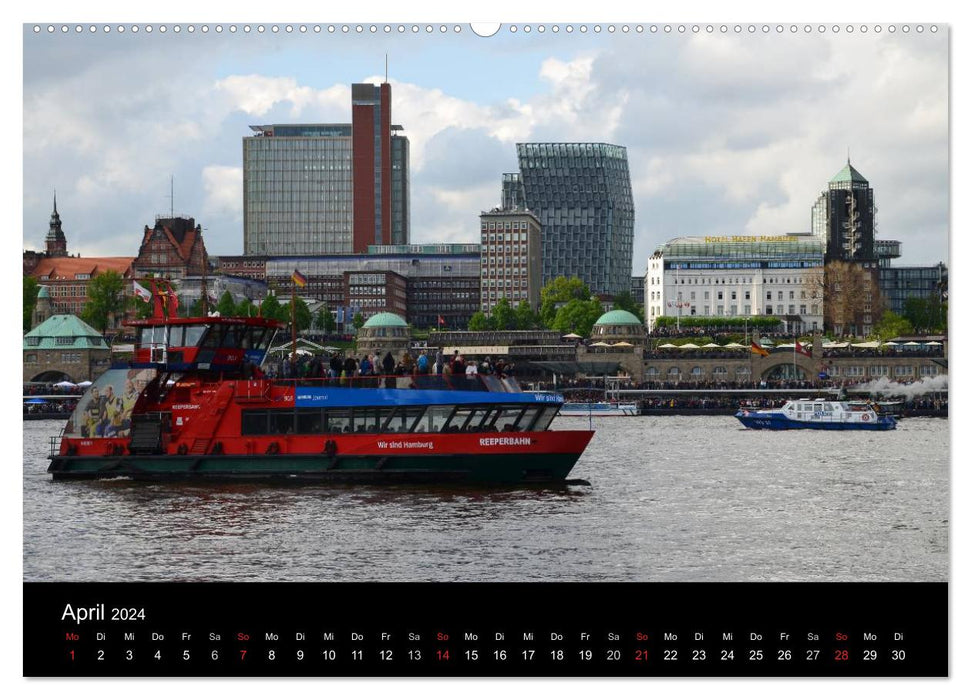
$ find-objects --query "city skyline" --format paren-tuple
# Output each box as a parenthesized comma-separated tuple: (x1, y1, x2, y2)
(23, 24, 948, 273)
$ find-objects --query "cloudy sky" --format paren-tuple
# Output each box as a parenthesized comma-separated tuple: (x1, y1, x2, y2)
(22, 22, 949, 272)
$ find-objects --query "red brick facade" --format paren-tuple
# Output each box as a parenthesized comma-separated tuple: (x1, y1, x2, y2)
(133, 217, 209, 279)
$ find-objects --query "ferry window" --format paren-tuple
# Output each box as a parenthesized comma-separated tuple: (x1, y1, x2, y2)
(533, 406, 559, 431)
(492, 406, 527, 432)
(419, 405, 455, 433)
(823, 403, 833, 412)
(518, 406, 541, 431)
(269, 411, 295, 434)
(448, 406, 490, 432)
(221, 326, 240, 348)
(169, 325, 185, 346)
(351, 407, 389, 433)
(200, 325, 224, 348)
(814, 404, 823, 413)
(296, 408, 324, 434)
(384, 406, 424, 433)
(241, 410, 269, 435)
(326, 409, 351, 433)
(184, 325, 207, 347)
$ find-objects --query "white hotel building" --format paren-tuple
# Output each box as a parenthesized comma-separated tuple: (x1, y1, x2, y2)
(645, 234, 825, 333)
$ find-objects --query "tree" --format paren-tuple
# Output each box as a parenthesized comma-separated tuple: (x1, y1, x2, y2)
(216, 290, 236, 317)
(492, 297, 516, 330)
(551, 298, 603, 337)
(293, 297, 312, 331)
(260, 294, 286, 323)
(467, 311, 494, 331)
(81, 270, 126, 332)
(872, 311, 914, 341)
(539, 276, 592, 327)
(132, 296, 154, 319)
(514, 300, 538, 330)
(823, 261, 883, 337)
(611, 290, 644, 322)
(23, 277, 40, 332)
(315, 307, 336, 333)
(352, 312, 365, 330)
(235, 298, 256, 317)
(902, 296, 947, 334)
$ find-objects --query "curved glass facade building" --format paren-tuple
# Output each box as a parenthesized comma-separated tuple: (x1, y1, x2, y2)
(515, 143, 634, 296)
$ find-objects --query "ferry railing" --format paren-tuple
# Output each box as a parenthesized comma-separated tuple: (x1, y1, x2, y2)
(49, 434, 62, 459)
(272, 372, 522, 393)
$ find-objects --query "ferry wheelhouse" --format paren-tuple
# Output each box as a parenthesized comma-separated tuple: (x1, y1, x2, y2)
(735, 399, 897, 431)
(48, 286, 593, 484)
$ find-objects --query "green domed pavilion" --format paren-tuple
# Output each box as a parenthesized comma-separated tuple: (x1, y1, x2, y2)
(357, 312, 411, 358)
(591, 309, 645, 343)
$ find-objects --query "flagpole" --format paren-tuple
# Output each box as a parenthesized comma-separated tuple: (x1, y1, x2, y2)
(291, 277, 297, 367)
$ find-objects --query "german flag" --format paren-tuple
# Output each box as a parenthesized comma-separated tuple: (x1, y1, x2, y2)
(750, 341, 770, 357)
(291, 269, 308, 287)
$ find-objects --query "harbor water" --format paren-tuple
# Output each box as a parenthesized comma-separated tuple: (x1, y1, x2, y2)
(23, 415, 948, 582)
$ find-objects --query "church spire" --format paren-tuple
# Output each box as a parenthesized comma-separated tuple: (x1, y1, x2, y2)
(45, 189, 68, 257)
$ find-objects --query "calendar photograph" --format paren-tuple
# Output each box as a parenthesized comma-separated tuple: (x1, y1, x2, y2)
(20, 18, 950, 677)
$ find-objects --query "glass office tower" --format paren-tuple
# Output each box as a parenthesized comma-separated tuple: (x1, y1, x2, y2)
(243, 124, 354, 256)
(243, 83, 410, 256)
(515, 143, 634, 296)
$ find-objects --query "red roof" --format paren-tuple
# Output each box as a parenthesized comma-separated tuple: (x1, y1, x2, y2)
(31, 256, 134, 281)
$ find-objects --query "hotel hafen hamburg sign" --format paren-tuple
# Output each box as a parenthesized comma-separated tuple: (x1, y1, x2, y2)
(702, 235, 801, 243)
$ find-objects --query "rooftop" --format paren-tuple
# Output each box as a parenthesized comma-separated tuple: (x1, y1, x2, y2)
(362, 312, 408, 329)
(31, 256, 135, 281)
(595, 310, 643, 326)
(24, 315, 109, 350)
(829, 160, 869, 185)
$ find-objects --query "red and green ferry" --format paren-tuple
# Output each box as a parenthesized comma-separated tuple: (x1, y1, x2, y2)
(48, 289, 594, 484)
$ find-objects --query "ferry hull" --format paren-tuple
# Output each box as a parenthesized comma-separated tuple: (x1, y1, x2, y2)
(49, 431, 594, 485)
(735, 412, 896, 430)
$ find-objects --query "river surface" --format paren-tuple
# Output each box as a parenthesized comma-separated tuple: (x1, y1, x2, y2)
(23, 416, 948, 582)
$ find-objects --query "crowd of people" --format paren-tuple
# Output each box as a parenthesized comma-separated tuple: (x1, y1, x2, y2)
(24, 382, 85, 396)
(266, 349, 518, 384)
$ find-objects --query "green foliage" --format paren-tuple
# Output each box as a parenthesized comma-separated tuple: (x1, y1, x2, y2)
(492, 297, 516, 330)
(514, 300, 538, 330)
(23, 277, 40, 332)
(293, 297, 312, 331)
(315, 307, 336, 333)
(260, 294, 287, 322)
(902, 296, 947, 334)
(235, 298, 256, 317)
(352, 312, 365, 330)
(611, 290, 644, 323)
(467, 311, 494, 331)
(872, 311, 914, 341)
(540, 276, 591, 327)
(132, 297, 153, 319)
(188, 297, 205, 317)
(81, 270, 126, 332)
(551, 298, 603, 337)
(216, 290, 236, 317)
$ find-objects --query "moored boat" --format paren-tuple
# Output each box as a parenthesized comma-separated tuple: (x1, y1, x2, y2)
(47, 282, 594, 484)
(735, 399, 896, 430)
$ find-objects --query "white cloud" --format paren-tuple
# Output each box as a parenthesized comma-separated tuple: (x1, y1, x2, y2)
(22, 31, 948, 274)
(202, 166, 243, 221)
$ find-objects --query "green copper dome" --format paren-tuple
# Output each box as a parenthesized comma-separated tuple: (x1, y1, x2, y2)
(37, 285, 50, 299)
(594, 309, 643, 326)
(361, 312, 408, 328)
